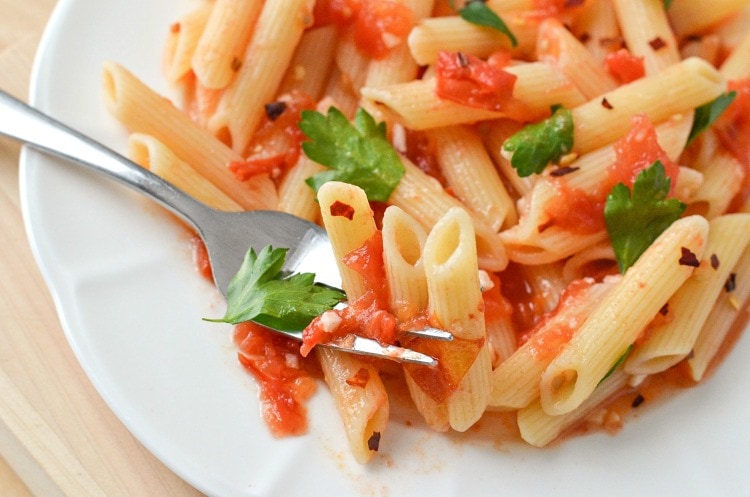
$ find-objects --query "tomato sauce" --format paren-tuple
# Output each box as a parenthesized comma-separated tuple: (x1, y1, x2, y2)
(234, 322, 319, 437)
(434, 51, 533, 120)
(229, 90, 315, 181)
(191, 234, 213, 281)
(301, 231, 398, 354)
(517, 279, 593, 356)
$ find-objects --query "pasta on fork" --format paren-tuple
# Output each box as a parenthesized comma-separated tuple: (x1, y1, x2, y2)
(103, 0, 750, 461)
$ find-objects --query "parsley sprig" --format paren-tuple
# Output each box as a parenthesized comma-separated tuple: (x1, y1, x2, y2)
(604, 161, 686, 274)
(205, 246, 345, 332)
(503, 105, 574, 177)
(686, 91, 737, 146)
(457, 0, 518, 47)
(300, 107, 405, 202)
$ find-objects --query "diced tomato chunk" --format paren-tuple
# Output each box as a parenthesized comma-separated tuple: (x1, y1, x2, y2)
(354, 1, 414, 59)
(605, 48, 646, 84)
(435, 51, 518, 112)
(606, 114, 680, 195)
(230, 90, 315, 181)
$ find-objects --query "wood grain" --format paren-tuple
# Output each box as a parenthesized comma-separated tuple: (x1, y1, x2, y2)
(0, 0, 205, 495)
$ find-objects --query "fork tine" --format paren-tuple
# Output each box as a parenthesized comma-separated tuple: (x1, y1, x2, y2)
(328, 335, 437, 366)
(403, 327, 453, 341)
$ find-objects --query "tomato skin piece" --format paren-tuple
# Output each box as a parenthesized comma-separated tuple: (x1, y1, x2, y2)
(234, 322, 318, 437)
(435, 51, 518, 111)
(229, 91, 315, 182)
(605, 48, 645, 84)
(354, 1, 414, 59)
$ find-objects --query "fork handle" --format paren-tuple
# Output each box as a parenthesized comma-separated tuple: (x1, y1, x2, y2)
(0, 89, 208, 229)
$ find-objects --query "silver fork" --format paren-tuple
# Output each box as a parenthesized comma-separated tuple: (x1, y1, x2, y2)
(0, 89, 450, 366)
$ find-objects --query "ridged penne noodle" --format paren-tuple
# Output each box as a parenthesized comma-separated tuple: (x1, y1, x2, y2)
(365, 0, 435, 88)
(518, 369, 630, 447)
(668, 0, 750, 36)
(612, 0, 680, 75)
(279, 24, 339, 99)
(625, 214, 750, 375)
(536, 17, 617, 99)
(422, 208, 492, 431)
(191, 0, 263, 89)
(539, 216, 709, 415)
(127, 133, 242, 212)
(720, 28, 750, 79)
(163, 2, 212, 83)
(389, 158, 508, 271)
(209, 0, 314, 154)
(481, 119, 534, 198)
(361, 62, 585, 130)
(687, 150, 745, 219)
(407, 13, 538, 66)
(427, 125, 517, 231)
(381, 206, 449, 429)
(102, 61, 277, 210)
(316, 181, 389, 463)
(276, 154, 326, 222)
(688, 248, 750, 381)
(489, 277, 618, 410)
(562, 242, 617, 282)
(570, 0, 622, 64)
(568, 57, 724, 154)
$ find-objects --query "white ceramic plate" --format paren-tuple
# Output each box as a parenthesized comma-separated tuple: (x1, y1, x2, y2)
(20, 1, 750, 496)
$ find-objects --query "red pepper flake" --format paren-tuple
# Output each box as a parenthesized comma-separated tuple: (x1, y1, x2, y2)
(346, 367, 371, 388)
(264, 101, 287, 121)
(679, 247, 700, 268)
(631, 394, 645, 408)
(330, 200, 356, 220)
(648, 36, 667, 51)
(170, 22, 181, 33)
(564, 0, 585, 7)
(710, 253, 720, 270)
(550, 166, 580, 177)
(578, 32, 591, 43)
(659, 303, 670, 316)
(725, 273, 737, 293)
(456, 51, 470, 68)
(230, 57, 242, 72)
(601, 97, 614, 109)
(367, 431, 381, 451)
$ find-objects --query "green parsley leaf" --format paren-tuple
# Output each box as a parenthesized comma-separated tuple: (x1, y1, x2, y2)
(598, 345, 634, 385)
(604, 161, 686, 274)
(686, 91, 737, 146)
(503, 105, 574, 177)
(459, 0, 518, 47)
(205, 246, 345, 332)
(300, 106, 405, 202)
(663, 0, 673, 9)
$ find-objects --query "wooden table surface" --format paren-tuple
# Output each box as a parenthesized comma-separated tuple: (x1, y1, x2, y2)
(0, 0, 205, 495)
